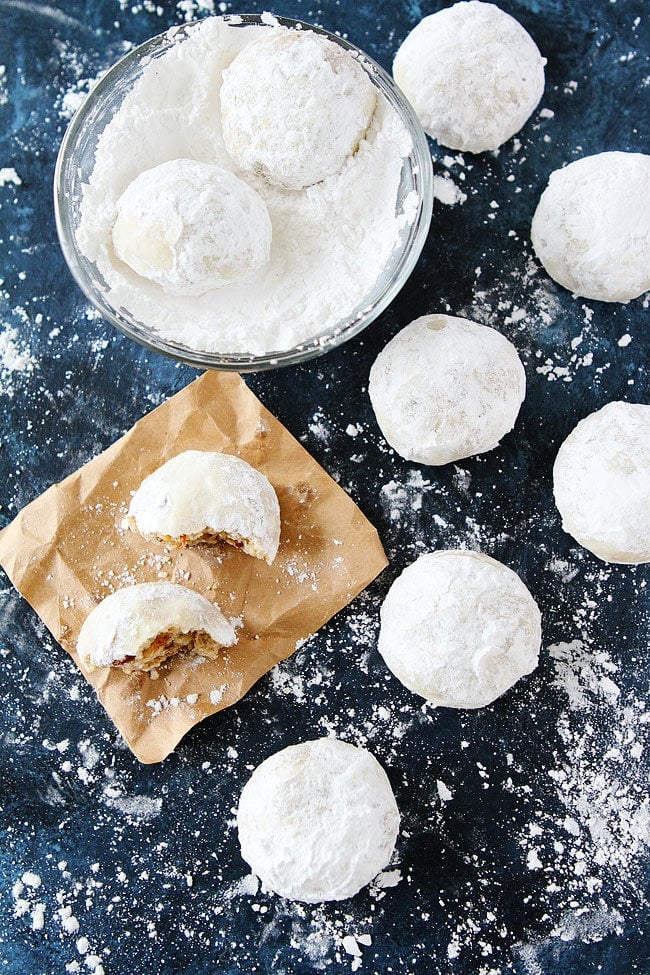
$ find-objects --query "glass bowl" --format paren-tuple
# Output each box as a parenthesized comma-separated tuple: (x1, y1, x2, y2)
(54, 14, 433, 372)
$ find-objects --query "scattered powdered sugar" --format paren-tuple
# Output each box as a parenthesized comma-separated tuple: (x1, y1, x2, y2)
(11, 866, 105, 971)
(177, 0, 217, 21)
(548, 639, 648, 876)
(103, 794, 163, 822)
(436, 779, 453, 802)
(0, 63, 7, 106)
(533, 306, 608, 383)
(50, 35, 109, 122)
(433, 172, 467, 206)
(0, 324, 37, 397)
(0, 166, 21, 187)
(465, 257, 564, 346)
(509, 631, 649, 968)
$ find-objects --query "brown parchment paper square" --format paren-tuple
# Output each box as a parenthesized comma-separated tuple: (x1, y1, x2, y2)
(0, 371, 387, 763)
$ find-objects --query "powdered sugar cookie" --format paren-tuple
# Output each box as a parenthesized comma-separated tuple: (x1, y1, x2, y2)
(112, 159, 272, 296)
(378, 550, 541, 708)
(237, 737, 400, 902)
(393, 1, 545, 153)
(531, 152, 650, 302)
(368, 314, 525, 466)
(553, 401, 650, 563)
(78, 581, 237, 674)
(221, 29, 377, 189)
(127, 450, 281, 565)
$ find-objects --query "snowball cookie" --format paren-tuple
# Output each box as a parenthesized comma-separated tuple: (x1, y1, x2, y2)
(393, 1, 545, 153)
(127, 450, 281, 565)
(553, 402, 650, 563)
(221, 29, 377, 190)
(77, 582, 238, 674)
(112, 159, 272, 296)
(237, 738, 400, 902)
(531, 152, 650, 302)
(368, 314, 526, 465)
(378, 551, 541, 708)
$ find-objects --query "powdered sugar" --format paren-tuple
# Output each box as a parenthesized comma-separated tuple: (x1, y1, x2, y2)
(0, 325, 36, 397)
(433, 172, 467, 205)
(76, 17, 415, 355)
(510, 635, 649, 967)
(0, 166, 21, 187)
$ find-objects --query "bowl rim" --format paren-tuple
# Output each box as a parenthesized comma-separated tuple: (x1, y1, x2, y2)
(54, 12, 434, 372)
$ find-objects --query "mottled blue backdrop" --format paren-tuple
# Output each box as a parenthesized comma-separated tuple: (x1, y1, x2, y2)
(0, 2, 648, 974)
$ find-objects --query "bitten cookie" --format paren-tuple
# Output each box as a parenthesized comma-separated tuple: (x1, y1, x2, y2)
(127, 450, 281, 565)
(77, 581, 238, 674)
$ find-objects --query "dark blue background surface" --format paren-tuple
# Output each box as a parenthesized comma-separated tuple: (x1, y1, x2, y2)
(0, 1, 648, 973)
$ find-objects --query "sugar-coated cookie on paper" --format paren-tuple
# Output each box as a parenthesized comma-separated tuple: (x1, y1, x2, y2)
(127, 450, 281, 565)
(77, 581, 238, 674)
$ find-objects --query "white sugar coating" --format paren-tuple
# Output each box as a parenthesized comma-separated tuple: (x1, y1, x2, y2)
(553, 401, 650, 564)
(237, 738, 400, 902)
(112, 159, 272, 296)
(77, 582, 237, 669)
(368, 314, 526, 466)
(393, 1, 545, 153)
(378, 550, 541, 708)
(221, 30, 377, 190)
(531, 152, 650, 302)
(128, 450, 281, 564)
(76, 17, 413, 355)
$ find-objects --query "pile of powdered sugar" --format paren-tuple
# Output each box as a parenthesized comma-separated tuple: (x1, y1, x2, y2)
(76, 16, 415, 356)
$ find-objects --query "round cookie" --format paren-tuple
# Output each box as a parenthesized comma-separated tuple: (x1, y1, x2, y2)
(378, 550, 541, 708)
(393, 1, 545, 153)
(221, 29, 377, 190)
(112, 159, 272, 296)
(368, 314, 526, 466)
(553, 401, 650, 564)
(531, 151, 650, 302)
(237, 738, 400, 902)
